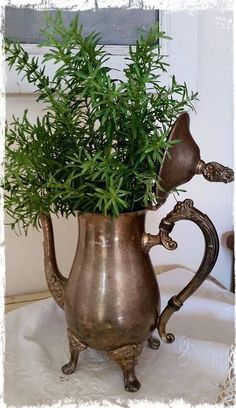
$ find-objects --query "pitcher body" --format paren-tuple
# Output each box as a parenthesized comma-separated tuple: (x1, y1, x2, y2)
(64, 211, 160, 351)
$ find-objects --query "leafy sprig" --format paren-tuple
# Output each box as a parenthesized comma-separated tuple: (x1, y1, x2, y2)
(5, 11, 198, 233)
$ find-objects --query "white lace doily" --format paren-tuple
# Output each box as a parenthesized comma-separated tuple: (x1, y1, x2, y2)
(5, 269, 235, 406)
(217, 345, 235, 406)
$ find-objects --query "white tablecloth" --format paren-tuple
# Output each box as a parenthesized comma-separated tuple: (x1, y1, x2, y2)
(5, 269, 235, 407)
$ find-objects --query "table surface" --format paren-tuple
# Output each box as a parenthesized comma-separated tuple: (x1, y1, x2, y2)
(5, 290, 51, 312)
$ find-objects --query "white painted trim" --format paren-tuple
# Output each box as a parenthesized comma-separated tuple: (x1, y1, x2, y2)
(159, 9, 171, 57)
(6, 11, 199, 95)
(5, 44, 131, 94)
(19, 44, 131, 56)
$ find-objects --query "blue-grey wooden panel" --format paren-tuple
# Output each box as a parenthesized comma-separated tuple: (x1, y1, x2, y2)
(5, 7, 159, 45)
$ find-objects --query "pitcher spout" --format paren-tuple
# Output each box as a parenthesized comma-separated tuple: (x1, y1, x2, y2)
(40, 213, 67, 309)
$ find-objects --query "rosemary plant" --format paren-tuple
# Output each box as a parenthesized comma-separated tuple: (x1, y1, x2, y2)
(5, 12, 198, 233)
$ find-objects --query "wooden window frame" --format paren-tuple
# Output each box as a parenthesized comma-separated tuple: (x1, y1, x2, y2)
(6, 11, 199, 95)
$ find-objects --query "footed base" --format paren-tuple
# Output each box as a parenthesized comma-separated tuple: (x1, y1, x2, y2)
(63, 329, 162, 392)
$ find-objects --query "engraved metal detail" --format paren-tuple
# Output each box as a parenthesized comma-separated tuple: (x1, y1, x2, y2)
(40, 213, 68, 309)
(62, 329, 87, 375)
(108, 344, 143, 392)
(67, 329, 87, 354)
(108, 343, 143, 369)
(142, 232, 161, 253)
(142, 220, 177, 253)
(196, 159, 234, 183)
(48, 275, 65, 308)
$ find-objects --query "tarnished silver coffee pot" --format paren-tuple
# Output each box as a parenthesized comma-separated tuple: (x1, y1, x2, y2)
(41, 112, 233, 391)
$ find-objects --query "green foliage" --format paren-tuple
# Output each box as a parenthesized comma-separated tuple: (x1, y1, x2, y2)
(4, 11, 198, 233)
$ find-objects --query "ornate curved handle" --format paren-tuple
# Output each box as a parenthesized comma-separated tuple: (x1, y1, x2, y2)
(142, 199, 219, 343)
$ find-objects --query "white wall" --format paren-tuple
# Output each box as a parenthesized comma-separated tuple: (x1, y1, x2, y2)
(5, 8, 234, 296)
(147, 8, 234, 289)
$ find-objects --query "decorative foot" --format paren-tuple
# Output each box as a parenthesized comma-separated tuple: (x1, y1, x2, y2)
(108, 344, 143, 392)
(62, 329, 87, 375)
(124, 372, 141, 392)
(147, 334, 160, 349)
